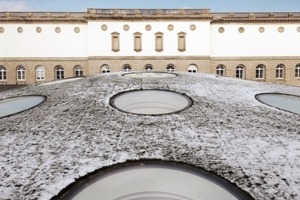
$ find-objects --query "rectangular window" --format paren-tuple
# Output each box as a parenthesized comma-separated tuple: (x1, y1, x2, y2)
(18, 71, 25, 80)
(111, 32, 120, 52)
(178, 32, 186, 52)
(155, 32, 163, 52)
(134, 32, 142, 52)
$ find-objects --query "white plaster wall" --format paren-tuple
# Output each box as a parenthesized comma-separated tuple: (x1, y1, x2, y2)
(210, 24, 300, 57)
(88, 21, 211, 57)
(0, 24, 88, 57)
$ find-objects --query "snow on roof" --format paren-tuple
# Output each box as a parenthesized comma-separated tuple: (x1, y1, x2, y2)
(0, 73, 299, 200)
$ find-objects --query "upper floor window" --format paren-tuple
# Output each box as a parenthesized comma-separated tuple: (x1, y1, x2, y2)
(145, 64, 153, 72)
(17, 65, 26, 81)
(178, 32, 186, 52)
(188, 64, 198, 73)
(236, 65, 245, 79)
(167, 64, 175, 72)
(101, 64, 110, 73)
(216, 64, 225, 76)
(276, 64, 285, 79)
(0, 65, 6, 81)
(155, 32, 163, 52)
(74, 65, 83, 77)
(295, 64, 300, 78)
(111, 32, 120, 52)
(36, 65, 45, 80)
(256, 64, 265, 79)
(123, 64, 131, 72)
(134, 32, 142, 52)
(55, 65, 64, 80)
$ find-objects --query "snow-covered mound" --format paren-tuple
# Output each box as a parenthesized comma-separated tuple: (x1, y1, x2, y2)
(0, 73, 299, 200)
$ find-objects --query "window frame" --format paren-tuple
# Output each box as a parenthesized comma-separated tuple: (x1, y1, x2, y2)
(255, 64, 265, 79)
(295, 64, 300, 78)
(16, 65, 26, 81)
(166, 64, 175, 72)
(155, 32, 164, 52)
(178, 32, 186, 52)
(275, 64, 285, 79)
(0, 65, 7, 81)
(55, 65, 64, 80)
(101, 64, 110, 74)
(111, 32, 120, 52)
(74, 65, 83, 77)
(236, 65, 245, 79)
(36, 65, 45, 81)
(216, 64, 225, 76)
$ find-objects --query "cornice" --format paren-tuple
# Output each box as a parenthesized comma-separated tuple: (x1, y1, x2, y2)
(1, 10, 300, 23)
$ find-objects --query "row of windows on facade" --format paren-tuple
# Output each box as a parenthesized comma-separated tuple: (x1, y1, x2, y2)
(218, 26, 300, 33)
(1, 64, 300, 81)
(111, 32, 186, 52)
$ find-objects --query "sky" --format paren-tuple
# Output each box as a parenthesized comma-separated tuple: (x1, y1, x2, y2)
(0, 0, 300, 12)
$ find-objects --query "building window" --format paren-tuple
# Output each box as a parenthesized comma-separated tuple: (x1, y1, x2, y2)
(111, 32, 120, 52)
(134, 32, 142, 52)
(236, 65, 245, 79)
(144, 64, 153, 72)
(55, 65, 64, 80)
(74, 65, 83, 77)
(155, 32, 163, 52)
(123, 64, 131, 72)
(101, 65, 110, 73)
(0, 65, 6, 81)
(295, 64, 300, 78)
(276, 64, 285, 79)
(188, 64, 198, 73)
(36, 65, 45, 80)
(178, 32, 186, 52)
(216, 65, 225, 76)
(256, 64, 265, 79)
(167, 64, 175, 72)
(17, 65, 26, 81)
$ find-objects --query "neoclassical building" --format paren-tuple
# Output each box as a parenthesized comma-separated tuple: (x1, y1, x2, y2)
(0, 9, 300, 86)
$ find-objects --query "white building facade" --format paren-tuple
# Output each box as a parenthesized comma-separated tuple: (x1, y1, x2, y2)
(0, 9, 300, 85)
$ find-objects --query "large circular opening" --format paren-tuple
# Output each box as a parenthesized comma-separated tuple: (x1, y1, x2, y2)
(255, 93, 300, 114)
(0, 95, 46, 118)
(52, 161, 253, 200)
(122, 72, 177, 78)
(110, 89, 192, 115)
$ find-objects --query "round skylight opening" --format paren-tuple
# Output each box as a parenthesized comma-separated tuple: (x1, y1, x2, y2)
(255, 93, 300, 114)
(122, 72, 178, 78)
(0, 95, 46, 118)
(110, 89, 193, 115)
(52, 161, 253, 200)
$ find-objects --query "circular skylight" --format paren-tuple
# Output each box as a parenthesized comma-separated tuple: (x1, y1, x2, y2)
(110, 89, 192, 115)
(53, 161, 253, 200)
(0, 96, 46, 118)
(122, 72, 177, 78)
(255, 93, 300, 114)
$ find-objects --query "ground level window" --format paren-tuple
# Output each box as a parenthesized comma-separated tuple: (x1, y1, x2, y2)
(256, 64, 265, 79)
(74, 65, 83, 77)
(36, 66, 45, 80)
(101, 65, 110, 73)
(276, 64, 285, 79)
(123, 64, 131, 72)
(216, 64, 225, 76)
(145, 64, 153, 72)
(17, 65, 26, 81)
(236, 65, 245, 79)
(188, 64, 197, 73)
(55, 65, 64, 80)
(295, 64, 300, 78)
(166, 64, 175, 72)
(0, 65, 6, 80)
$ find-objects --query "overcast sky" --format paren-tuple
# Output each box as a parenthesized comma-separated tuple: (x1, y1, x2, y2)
(1, 0, 300, 12)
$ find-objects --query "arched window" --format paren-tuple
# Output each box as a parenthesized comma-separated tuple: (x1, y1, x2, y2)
(144, 64, 153, 72)
(256, 64, 265, 79)
(123, 64, 131, 72)
(166, 64, 175, 72)
(276, 64, 285, 79)
(17, 65, 26, 81)
(101, 65, 110, 73)
(216, 64, 225, 76)
(295, 64, 300, 78)
(188, 64, 197, 73)
(36, 65, 45, 80)
(236, 64, 245, 79)
(74, 65, 83, 77)
(55, 65, 64, 80)
(0, 65, 6, 81)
